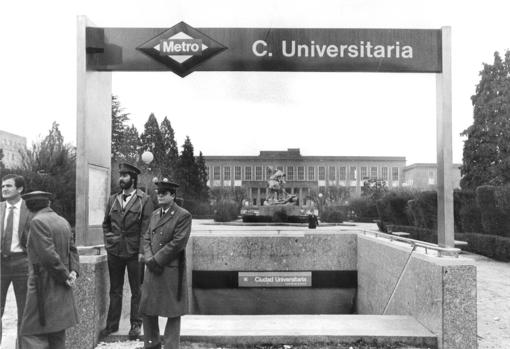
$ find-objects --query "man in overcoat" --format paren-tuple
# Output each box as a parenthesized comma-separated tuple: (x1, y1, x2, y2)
(1, 174, 32, 348)
(19, 191, 80, 349)
(101, 163, 153, 339)
(140, 179, 192, 349)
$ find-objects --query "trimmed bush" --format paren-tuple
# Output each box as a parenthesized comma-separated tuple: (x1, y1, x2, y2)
(321, 205, 347, 223)
(455, 190, 483, 233)
(348, 197, 378, 222)
(406, 191, 437, 230)
(272, 209, 288, 223)
(476, 185, 510, 236)
(456, 233, 510, 262)
(213, 200, 239, 222)
(376, 189, 414, 227)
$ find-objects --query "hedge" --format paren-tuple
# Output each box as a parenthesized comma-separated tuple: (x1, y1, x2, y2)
(213, 200, 239, 222)
(349, 197, 378, 222)
(476, 185, 510, 237)
(321, 205, 347, 223)
(456, 233, 510, 262)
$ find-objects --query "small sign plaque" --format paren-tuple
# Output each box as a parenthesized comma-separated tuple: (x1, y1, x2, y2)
(238, 271, 312, 287)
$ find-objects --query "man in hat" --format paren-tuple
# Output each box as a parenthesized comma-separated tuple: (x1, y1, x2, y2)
(139, 179, 192, 349)
(19, 191, 80, 349)
(101, 163, 153, 339)
(1, 174, 33, 348)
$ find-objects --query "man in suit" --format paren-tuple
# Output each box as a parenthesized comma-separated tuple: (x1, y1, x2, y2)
(19, 191, 80, 349)
(140, 179, 192, 349)
(1, 174, 32, 347)
(101, 163, 153, 339)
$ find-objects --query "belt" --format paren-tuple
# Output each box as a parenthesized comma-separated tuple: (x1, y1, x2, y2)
(2, 252, 27, 259)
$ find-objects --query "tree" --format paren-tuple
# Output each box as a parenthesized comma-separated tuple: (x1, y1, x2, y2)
(11, 122, 76, 225)
(0, 148, 4, 171)
(176, 136, 200, 200)
(160, 117, 179, 179)
(195, 151, 209, 201)
(140, 113, 165, 170)
(461, 50, 510, 189)
(111, 95, 130, 159)
(116, 124, 140, 164)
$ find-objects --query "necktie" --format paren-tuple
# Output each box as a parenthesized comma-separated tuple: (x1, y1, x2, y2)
(2, 206, 14, 257)
(122, 193, 131, 201)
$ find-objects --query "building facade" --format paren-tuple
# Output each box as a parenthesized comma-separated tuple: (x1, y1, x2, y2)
(204, 148, 406, 206)
(0, 130, 26, 169)
(403, 163, 462, 190)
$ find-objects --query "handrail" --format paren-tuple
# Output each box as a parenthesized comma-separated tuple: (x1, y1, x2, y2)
(361, 229, 461, 257)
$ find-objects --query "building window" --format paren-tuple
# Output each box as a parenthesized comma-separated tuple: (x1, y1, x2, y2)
(224, 166, 231, 181)
(245, 166, 252, 181)
(255, 166, 263, 180)
(213, 166, 220, 180)
(370, 167, 378, 179)
(392, 167, 399, 181)
(361, 167, 368, 180)
(382, 167, 388, 180)
(287, 166, 294, 181)
(339, 167, 346, 180)
(349, 167, 357, 181)
(308, 166, 315, 181)
(297, 166, 305, 180)
(318, 166, 325, 180)
(234, 166, 241, 180)
(329, 166, 336, 181)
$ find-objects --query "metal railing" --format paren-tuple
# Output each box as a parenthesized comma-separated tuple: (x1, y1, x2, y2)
(361, 229, 461, 257)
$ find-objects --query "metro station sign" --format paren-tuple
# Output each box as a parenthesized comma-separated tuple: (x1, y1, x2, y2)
(87, 23, 442, 77)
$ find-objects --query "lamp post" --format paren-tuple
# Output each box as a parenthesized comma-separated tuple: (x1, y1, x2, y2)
(141, 151, 154, 194)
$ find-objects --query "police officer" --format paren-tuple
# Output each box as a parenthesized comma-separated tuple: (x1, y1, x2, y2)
(101, 163, 153, 339)
(140, 179, 192, 349)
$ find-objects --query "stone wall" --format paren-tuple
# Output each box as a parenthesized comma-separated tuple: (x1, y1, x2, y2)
(357, 234, 476, 349)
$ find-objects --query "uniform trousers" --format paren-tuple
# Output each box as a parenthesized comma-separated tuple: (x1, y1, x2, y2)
(142, 315, 180, 349)
(1, 252, 28, 348)
(20, 330, 66, 349)
(105, 253, 142, 330)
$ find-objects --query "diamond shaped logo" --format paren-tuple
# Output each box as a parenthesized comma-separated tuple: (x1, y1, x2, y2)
(137, 22, 227, 77)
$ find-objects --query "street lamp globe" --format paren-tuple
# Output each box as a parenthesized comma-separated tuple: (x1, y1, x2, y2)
(141, 151, 154, 164)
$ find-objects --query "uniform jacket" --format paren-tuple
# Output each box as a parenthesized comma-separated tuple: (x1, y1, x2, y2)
(21, 207, 80, 335)
(102, 189, 153, 257)
(139, 202, 192, 317)
(0, 199, 32, 253)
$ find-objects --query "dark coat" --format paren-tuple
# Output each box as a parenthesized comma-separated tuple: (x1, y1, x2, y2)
(139, 202, 191, 317)
(0, 199, 32, 253)
(21, 207, 80, 335)
(102, 189, 153, 257)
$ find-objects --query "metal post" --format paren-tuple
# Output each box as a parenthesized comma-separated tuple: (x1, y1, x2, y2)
(436, 27, 454, 248)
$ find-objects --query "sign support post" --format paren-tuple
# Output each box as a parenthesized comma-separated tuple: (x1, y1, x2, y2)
(436, 26, 454, 248)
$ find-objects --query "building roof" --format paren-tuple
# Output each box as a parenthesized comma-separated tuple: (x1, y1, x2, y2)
(204, 148, 406, 162)
(404, 163, 462, 171)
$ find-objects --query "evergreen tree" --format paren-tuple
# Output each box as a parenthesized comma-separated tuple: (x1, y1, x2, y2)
(140, 113, 165, 170)
(196, 151, 209, 201)
(176, 136, 199, 200)
(111, 95, 130, 159)
(461, 50, 510, 189)
(160, 116, 179, 179)
(117, 124, 140, 163)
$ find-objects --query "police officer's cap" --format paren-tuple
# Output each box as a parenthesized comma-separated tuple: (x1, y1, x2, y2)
(155, 178, 179, 192)
(22, 191, 53, 201)
(119, 162, 141, 175)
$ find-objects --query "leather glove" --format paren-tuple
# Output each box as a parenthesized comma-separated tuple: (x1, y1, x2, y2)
(147, 258, 164, 275)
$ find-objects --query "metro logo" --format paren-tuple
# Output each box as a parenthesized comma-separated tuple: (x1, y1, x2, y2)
(137, 21, 227, 77)
(159, 39, 203, 56)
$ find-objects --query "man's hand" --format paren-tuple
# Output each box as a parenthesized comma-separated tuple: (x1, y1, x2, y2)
(138, 253, 145, 263)
(146, 258, 164, 275)
(66, 270, 77, 287)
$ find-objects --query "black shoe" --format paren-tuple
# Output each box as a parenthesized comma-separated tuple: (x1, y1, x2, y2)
(128, 322, 142, 340)
(99, 326, 118, 338)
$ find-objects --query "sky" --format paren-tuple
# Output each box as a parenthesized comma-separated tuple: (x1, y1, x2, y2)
(1, 0, 509, 164)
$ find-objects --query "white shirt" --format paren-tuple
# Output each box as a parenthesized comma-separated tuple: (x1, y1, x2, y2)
(121, 191, 133, 209)
(4, 200, 22, 252)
